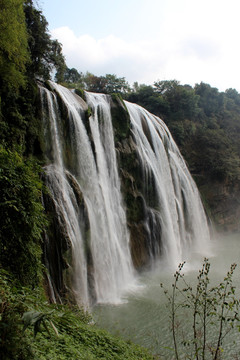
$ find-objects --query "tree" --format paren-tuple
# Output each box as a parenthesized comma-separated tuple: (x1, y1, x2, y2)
(154, 80, 200, 122)
(126, 84, 167, 116)
(0, 0, 29, 93)
(24, 0, 66, 80)
(225, 88, 240, 106)
(195, 82, 224, 117)
(82, 73, 130, 95)
(63, 67, 83, 84)
(103, 74, 131, 94)
(161, 260, 240, 360)
(52, 40, 67, 83)
(0, 147, 47, 286)
(153, 79, 180, 95)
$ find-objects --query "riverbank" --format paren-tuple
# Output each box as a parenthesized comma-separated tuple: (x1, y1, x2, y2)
(0, 269, 155, 360)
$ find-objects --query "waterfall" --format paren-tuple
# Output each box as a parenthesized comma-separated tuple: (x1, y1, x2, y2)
(40, 82, 135, 307)
(125, 101, 210, 266)
(40, 86, 89, 306)
(40, 82, 210, 307)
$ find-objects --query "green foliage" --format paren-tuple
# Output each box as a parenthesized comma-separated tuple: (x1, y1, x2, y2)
(32, 312, 155, 360)
(195, 82, 224, 117)
(188, 127, 240, 180)
(24, 0, 66, 80)
(0, 0, 64, 151)
(22, 310, 59, 337)
(110, 93, 131, 141)
(154, 79, 180, 94)
(64, 67, 83, 84)
(0, 269, 154, 360)
(0, 269, 35, 359)
(0, 147, 47, 286)
(0, 0, 29, 93)
(63, 71, 131, 96)
(103, 74, 131, 94)
(161, 259, 240, 359)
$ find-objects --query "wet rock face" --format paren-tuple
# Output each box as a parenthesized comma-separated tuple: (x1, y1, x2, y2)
(43, 169, 92, 304)
(200, 179, 240, 232)
(129, 223, 150, 268)
(42, 178, 72, 302)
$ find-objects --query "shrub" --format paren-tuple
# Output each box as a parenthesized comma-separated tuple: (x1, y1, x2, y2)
(0, 147, 47, 286)
(161, 259, 240, 359)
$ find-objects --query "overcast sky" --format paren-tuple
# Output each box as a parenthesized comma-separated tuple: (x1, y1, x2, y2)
(41, 0, 240, 92)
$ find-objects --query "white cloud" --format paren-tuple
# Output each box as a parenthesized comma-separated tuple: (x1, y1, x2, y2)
(51, 26, 164, 83)
(51, 9, 240, 92)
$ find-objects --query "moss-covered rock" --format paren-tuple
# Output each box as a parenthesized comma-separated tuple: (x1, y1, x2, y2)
(75, 87, 86, 101)
(110, 93, 131, 143)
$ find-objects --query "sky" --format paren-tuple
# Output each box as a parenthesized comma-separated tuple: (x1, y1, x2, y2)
(40, 0, 240, 92)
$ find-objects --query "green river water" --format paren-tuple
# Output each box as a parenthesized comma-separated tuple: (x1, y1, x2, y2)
(94, 233, 240, 359)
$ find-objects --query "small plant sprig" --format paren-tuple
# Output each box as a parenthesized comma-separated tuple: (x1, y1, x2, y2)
(161, 259, 239, 360)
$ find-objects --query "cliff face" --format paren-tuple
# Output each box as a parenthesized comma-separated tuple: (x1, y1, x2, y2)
(199, 179, 240, 232)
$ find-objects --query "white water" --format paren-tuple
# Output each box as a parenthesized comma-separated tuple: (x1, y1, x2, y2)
(40, 82, 211, 309)
(83, 92, 135, 304)
(40, 86, 89, 306)
(125, 101, 210, 268)
(41, 83, 135, 306)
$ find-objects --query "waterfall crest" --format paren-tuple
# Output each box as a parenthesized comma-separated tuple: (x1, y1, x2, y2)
(40, 82, 210, 307)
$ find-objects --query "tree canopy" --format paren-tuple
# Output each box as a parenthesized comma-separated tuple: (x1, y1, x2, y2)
(24, 0, 66, 80)
(0, 0, 29, 93)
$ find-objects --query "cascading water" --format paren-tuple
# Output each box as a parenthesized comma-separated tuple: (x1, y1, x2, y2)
(40, 86, 89, 306)
(40, 81, 210, 307)
(125, 101, 210, 266)
(40, 82, 135, 307)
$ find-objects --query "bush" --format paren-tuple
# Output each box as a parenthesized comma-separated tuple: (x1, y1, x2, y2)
(161, 259, 240, 359)
(0, 147, 47, 286)
(0, 269, 35, 360)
